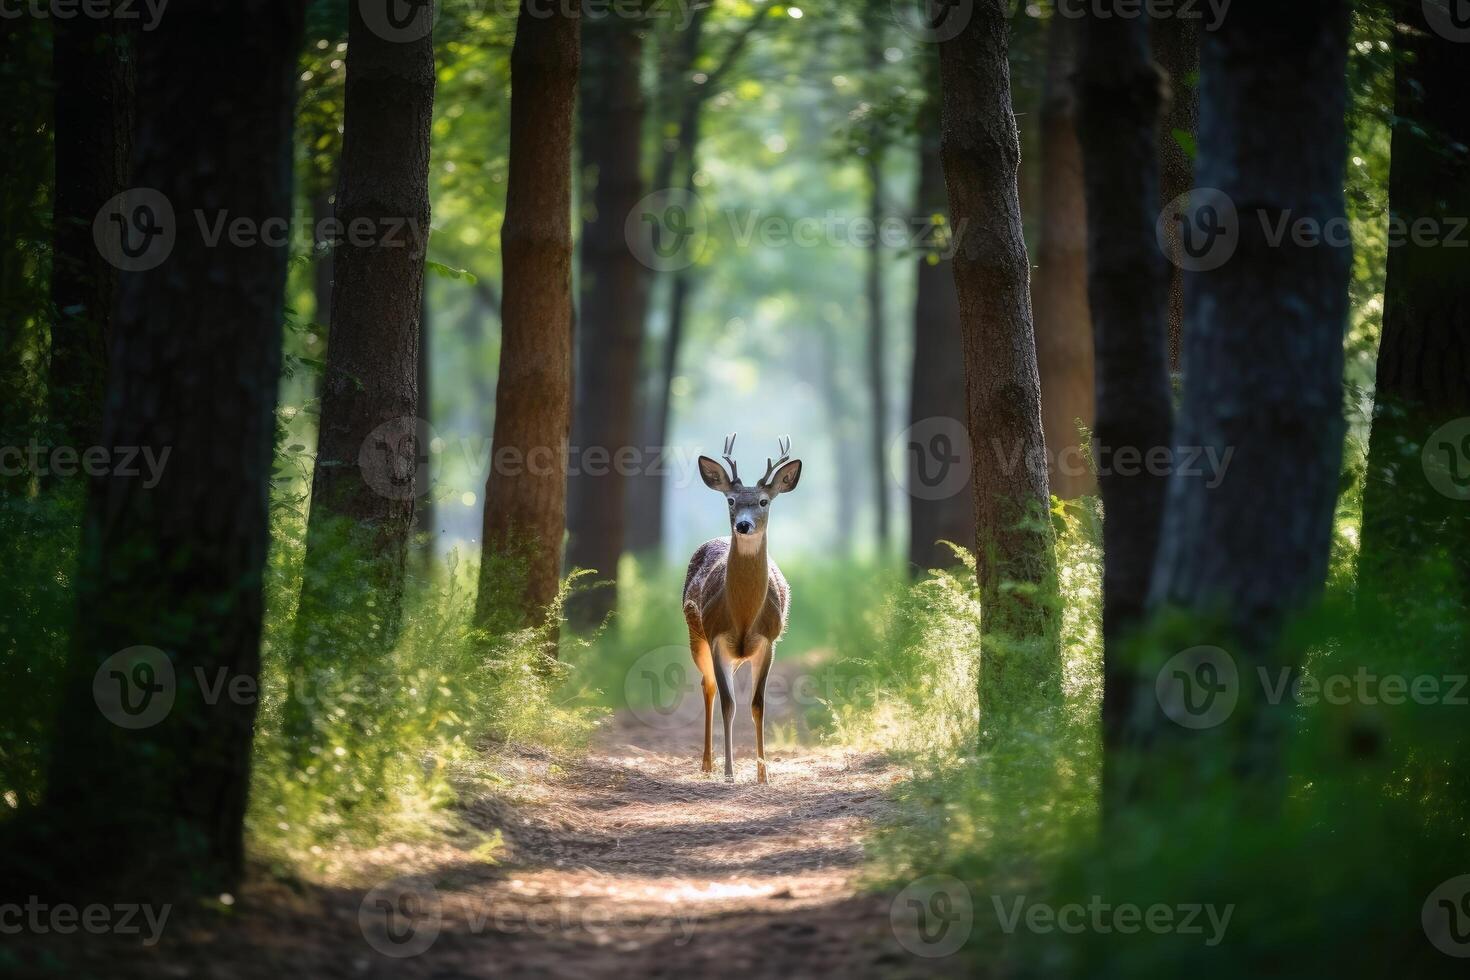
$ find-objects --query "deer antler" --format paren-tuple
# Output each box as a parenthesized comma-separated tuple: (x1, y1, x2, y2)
(722, 432, 740, 485)
(757, 435, 792, 488)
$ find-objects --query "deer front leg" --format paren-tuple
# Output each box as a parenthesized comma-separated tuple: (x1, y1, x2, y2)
(748, 638, 774, 784)
(691, 638, 716, 773)
(711, 637, 737, 782)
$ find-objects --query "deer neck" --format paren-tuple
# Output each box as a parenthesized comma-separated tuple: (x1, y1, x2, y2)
(725, 531, 769, 629)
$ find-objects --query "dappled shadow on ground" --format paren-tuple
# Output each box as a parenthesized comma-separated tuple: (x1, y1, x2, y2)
(7, 657, 964, 979)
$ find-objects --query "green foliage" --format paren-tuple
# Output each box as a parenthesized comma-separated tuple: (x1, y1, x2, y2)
(834, 486, 1469, 977)
(248, 503, 601, 866)
(0, 489, 83, 812)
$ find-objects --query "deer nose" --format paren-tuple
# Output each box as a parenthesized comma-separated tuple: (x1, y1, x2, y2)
(735, 520, 753, 535)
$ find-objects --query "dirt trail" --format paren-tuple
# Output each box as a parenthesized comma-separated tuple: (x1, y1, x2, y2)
(69, 655, 962, 979)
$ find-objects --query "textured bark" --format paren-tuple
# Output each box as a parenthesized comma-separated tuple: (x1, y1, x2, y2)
(1074, 12, 1172, 811)
(476, 0, 579, 632)
(939, 1, 1060, 722)
(0, 16, 51, 475)
(34, 0, 303, 898)
(1142, 1, 1350, 784)
(566, 15, 646, 628)
(1152, 17, 1199, 375)
(296, 0, 434, 647)
(908, 50, 975, 572)
(310, 187, 334, 327)
(1032, 15, 1095, 500)
(1360, 1, 1470, 601)
(48, 14, 134, 450)
(417, 283, 434, 569)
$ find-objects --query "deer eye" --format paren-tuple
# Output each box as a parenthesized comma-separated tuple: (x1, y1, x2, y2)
(727, 498, 734, 507)
(759, 498, 769, 507)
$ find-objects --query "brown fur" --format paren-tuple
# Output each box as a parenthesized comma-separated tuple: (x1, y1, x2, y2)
(682, 537, 789, 656)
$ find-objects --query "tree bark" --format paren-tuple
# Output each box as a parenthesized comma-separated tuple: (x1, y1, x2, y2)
(1360, 0, 1470, 603)
(32, 0, 303, 899)
(310, 187, 335, 328)
(1152, 17, 1199, 376)
(1032, 13, 1095, 500)
(566, 14, 646, 629)
(476, 0, 579, 634)
(908, 49, 975, 573)
(939, 1, 1060, 726)
(0, 15, 51, 482)
(1140, 0, 1350, 789)
(295, 0, 434, 655)
(864, 5, 891, 554)
(626, 5, 708, 557)
(48, 14, 134, 451)
(1074, 11, 1172, 812)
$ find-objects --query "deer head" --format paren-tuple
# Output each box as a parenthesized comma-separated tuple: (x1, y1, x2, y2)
(696, 434, 802, 544)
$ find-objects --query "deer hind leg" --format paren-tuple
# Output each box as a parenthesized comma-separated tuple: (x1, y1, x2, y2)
(748, 638, 775, 784)
(691, 636, 716, 773)
(711, 637, 738, 782)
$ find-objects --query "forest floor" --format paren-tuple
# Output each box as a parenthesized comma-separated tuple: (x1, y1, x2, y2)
(43, 653, 966, 979)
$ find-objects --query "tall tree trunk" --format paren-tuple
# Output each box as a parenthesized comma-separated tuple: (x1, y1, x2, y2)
(864, 6, 891, 555)
(1074, 12, 1172, 813)
(30, 0, 303, 899)
(1152, 17, 1199, 376)
(625, 5, 708, 558)
(0, 15, 51, 487)
(821, 318, 857, 558)
(1139, 0, 1350, 791)
(476, 0, 579, 634)
(1360, 0, 1470, 604)
(417, 280, 434, 570)
(566, 15, 645, 629)
(295, 0, 434, 653)
(939, 1, 1060, 728)
(1032, 13, 1095, 501)
(908, 49, 975, 573)
(48, 15, 134, 451)
(310, 186, 334, 328)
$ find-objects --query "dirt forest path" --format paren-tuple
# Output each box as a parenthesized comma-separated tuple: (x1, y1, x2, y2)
(387, 652, 953, 978)
(103, 654, 967, 979)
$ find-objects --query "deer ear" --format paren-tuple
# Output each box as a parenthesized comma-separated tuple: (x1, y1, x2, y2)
(697, 455, 732, 492)
(768, 458, 802, 496)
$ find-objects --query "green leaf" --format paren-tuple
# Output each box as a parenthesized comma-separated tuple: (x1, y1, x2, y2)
(425, 260, 477, 283)
(1171, 128, 1197, 161)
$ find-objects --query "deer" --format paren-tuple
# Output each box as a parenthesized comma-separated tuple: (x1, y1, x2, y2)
(683, 434, 802, 783)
